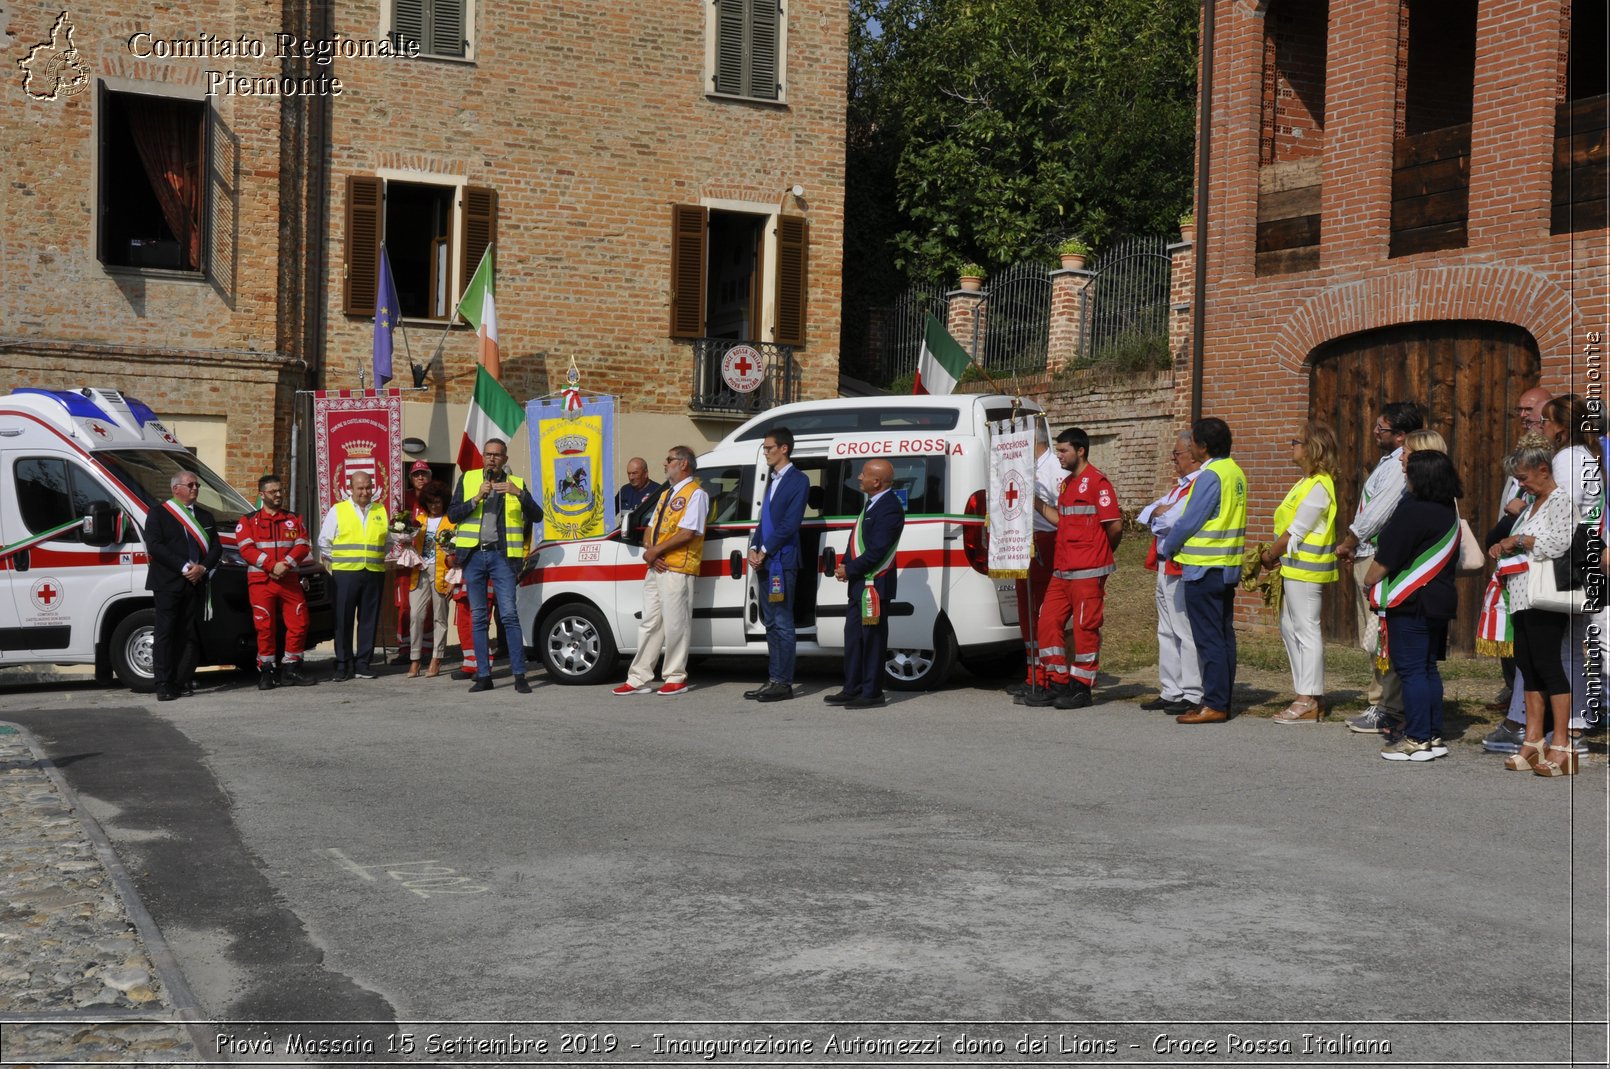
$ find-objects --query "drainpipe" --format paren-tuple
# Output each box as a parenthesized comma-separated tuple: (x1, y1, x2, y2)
(1190, 0, 1217, 422)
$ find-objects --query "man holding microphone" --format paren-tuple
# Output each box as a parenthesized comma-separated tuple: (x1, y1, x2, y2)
(448, 438, 544, 694)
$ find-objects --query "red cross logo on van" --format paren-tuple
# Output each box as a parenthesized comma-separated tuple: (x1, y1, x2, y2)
(89, 422, 109, 438)
(30, 578, 63, 613)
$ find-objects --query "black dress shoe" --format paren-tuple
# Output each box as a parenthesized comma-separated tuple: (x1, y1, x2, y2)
(743, 684, 769, 700)
(469, 676, 494, 693)
(513, 675, 532, 694)
(156, 688, 178, 702)
(180, 682, 196, 697)
(331, 665, 351, 683)
(1004, 681, 1031, 697)
(846, 694, 887, 709)
(823, 690, 855, 705)
(1162, 699, 1197, 715)
(756, 682, 794, 703)
(1140, 695, 1172, 711)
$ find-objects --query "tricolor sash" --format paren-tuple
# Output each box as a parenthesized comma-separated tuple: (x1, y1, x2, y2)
(1476, 555, 1530, 658)
(1366, 523, 1458, 670)
(164, 500, 210, 556)
(850, 501, 898, 580)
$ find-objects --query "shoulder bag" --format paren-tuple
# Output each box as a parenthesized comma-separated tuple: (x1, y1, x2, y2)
(1454, 501, 1484, 576)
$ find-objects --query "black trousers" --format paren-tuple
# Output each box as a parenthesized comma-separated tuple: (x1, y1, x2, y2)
(332, 569, 384, 670)
(152, 582, 204, 693)
(843, 579, 891, 699)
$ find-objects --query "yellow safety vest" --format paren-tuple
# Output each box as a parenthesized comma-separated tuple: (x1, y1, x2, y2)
(647, 478, 705, 576)
(452, 470, 529, 555)
(330, 500, 388, 572)
(1175, 456, 1247, 568)
(1273, 472, 1338, 583)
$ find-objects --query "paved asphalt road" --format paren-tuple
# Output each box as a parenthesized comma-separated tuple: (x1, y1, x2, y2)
(5, 657, 1606, 1066)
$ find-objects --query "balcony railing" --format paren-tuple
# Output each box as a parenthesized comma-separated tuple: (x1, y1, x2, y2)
(689, 338, 797, 415)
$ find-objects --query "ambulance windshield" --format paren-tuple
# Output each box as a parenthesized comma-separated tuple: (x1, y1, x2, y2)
(96, 449, 255, 524)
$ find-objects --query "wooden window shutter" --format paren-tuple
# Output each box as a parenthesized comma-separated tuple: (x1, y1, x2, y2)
(393, 0, 425, 50)
(344, 175, 383, 316)
(669, 204, 708, 339)
(772, 216, 807, 347)
(748, 0, 779, 99)
(460, 185, 497, 296)
(714, 0, 746, 95)
(428, 0, 466, 58)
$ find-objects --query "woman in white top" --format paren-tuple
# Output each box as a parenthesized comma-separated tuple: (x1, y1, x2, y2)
(1541, 393, 1605, 740)
(1261, 421, 1341, 723)
(1490, 442, 1578, 776)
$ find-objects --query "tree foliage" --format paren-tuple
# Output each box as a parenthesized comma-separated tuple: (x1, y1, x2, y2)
(848, 0, 1199, 285)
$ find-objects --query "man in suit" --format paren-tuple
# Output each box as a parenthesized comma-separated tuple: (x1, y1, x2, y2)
(144, 469, 222, 701)
(745, 427, 809, 702)
(826, 459, 906, 710)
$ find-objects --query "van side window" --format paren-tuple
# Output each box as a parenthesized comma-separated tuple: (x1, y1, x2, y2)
(816, 456, 946, 516)
(696, 466, 754, 526)
(14, 458, 126, 544)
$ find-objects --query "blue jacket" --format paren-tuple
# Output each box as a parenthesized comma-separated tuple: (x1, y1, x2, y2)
(751, 465, 809, 573)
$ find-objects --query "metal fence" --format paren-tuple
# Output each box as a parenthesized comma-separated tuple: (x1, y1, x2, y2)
(865, 282, 950, 385)
(976, 260, 1053, 378)
(689, 339, 797, 415)
(1077, 235, 1173, 370)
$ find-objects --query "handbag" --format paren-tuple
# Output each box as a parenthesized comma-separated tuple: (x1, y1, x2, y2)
(1456, 518, 1485, 575)
(1527, 556, 1588, 614)
(1552, 523, 1607, 611)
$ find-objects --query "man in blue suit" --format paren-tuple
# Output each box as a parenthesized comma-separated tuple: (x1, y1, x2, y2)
(745, 427, 809, 702)
(827, 459, 906, 710)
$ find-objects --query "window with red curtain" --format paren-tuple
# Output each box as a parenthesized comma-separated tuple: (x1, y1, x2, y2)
(99, 89, 206, 272)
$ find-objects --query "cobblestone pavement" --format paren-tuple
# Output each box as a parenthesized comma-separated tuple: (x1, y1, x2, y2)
(0, 723, 201, 1065)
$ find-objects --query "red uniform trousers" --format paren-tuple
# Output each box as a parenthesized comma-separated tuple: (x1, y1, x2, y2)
(249, 577, 309, 666)
(453, 584, 495, 673)
(1016, 530, 1057, 681)
(1034, 575, 1106, 687)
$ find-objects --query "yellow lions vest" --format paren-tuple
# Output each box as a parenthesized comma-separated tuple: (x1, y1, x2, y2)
(647, 479, 705, 576)
(1273, 472, 1338, 583)
(330, 500, 388, 572)
(1175, 456, 1248, 568)
(452, 470, 528, 555)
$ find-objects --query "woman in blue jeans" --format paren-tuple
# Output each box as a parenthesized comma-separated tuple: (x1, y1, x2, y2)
(1363, 450, 1461, 761)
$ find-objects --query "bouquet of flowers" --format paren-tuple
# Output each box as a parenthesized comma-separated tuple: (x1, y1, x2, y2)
(385, 511, 423, 568)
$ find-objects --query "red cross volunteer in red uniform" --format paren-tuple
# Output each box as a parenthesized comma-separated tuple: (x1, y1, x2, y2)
(1026, 427, 1122, 710)
(235, 474, 316, 689)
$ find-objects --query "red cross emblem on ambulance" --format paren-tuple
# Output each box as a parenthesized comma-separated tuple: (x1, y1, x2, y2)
(30, 578, 63, 613)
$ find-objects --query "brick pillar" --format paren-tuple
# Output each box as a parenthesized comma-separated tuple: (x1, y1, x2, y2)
(1168, 237, 1195, 420)
(946, 289, 987, 360)
(1046, 268, 1092, 373)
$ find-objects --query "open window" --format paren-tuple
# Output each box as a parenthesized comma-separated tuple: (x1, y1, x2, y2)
(390, 0, 470, 59)
(1256, 0, 1327, 275)
(343, 176, 495, 319)
(707, 0, 785, 102)
(98, 87, 207, 273)
(668, 205, 808, 346)
(1389, 0, 1477, 256)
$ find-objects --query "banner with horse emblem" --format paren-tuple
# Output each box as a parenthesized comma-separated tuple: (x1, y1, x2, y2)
(312, 389, 404, 519)
(526, 395, 616, 541)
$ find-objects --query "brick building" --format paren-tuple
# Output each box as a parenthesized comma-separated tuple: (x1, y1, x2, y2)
(2, 0, 846, 494)
(1179, 0, 1606, 646)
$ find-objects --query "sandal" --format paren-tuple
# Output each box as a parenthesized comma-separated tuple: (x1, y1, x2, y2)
(426, 657, 441, 678)
(1533, 744, 1580, 778)
(1272, 697, 1321, 724)
(1504, 738, 1546, 772)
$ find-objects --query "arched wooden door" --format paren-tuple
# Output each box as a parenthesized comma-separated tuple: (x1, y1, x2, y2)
(1310, 321, 1541, 654)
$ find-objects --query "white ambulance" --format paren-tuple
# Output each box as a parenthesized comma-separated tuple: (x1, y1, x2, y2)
(517, 394, 1045, 689)
(0, 387, 331, 691)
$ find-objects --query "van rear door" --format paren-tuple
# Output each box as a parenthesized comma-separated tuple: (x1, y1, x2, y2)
(0, 452, 136, 658)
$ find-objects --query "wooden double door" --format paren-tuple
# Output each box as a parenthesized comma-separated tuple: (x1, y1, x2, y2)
(1309, 321, 1541, 654)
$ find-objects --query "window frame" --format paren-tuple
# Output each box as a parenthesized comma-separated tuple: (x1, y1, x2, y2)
(668, 198, 808, 346)
(14, 457, 131, 545)
(95, 80, 212, 279)
(382, 0, 476, 62)
(705, 0, 788, 104)
(344, 171, 496, 322)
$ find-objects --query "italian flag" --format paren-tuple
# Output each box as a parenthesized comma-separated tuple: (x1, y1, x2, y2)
(456, 244, 500, 381)
(913, 314, 970, 395)
(457, 364, 526, 472)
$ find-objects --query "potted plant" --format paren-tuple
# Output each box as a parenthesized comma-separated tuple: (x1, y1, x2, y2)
(957, 262, 986, 292)
(1057, 237, 1091, 271)
(1178, 211, 1196, 242)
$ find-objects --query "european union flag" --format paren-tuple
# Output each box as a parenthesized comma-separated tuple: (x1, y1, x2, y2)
(373, 245, 402, 387)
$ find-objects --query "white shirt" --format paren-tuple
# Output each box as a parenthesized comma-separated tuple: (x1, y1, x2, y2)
(1033, 448, 1064, 533)
(665, 476, 709, 535)
(1141, 469, 1202, 537)
(1552, 444, 1604, 525)
(766, 462, 794, 504)
(317, 499, 388, 559)
(1349, 448, 1407, 558)
(1283, 480, 1334, 544)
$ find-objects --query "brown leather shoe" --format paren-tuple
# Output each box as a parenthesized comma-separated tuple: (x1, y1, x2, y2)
(1177, 706, 1228, 724)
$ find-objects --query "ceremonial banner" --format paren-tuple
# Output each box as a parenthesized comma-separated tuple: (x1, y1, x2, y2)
(526, 395, 616, 541)
(312, 389, 405, 520)
(987, 420, 1035, 579)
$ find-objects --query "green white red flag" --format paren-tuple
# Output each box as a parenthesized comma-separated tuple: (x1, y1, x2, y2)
(457, 365, 525, 472)
(456, 244, 499, 381)
(913, 314, 969, 395)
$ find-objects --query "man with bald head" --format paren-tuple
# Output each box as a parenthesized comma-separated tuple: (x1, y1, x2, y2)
(319, 471, 390, 681)
(826, 459, 907, 709)
(615, 457, 662, 516)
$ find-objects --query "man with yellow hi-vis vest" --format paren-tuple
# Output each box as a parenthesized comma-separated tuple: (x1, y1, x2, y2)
(447, 437, 544, 694)
(1157, 417, 1248, 725)
(318, 471, 389, 682)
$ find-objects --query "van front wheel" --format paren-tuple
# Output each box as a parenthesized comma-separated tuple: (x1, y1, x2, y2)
(110, 609, 158, 694)
(538, 602, 618, 686)
(884, 619, 956, 691)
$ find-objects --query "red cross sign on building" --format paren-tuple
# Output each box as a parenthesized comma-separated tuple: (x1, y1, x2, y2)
(720, 344, 766, 395)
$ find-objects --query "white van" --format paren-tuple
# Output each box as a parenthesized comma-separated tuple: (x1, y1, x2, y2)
(517, 394, 1044, 690)
(0, 387, 331, 691)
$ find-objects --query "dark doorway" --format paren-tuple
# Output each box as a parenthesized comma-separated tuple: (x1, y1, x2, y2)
(1309, 320, 1541, 653)
(706, 211, 764, 340)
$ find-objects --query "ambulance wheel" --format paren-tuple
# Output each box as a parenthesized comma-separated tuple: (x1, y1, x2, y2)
(110, 609, 158, 694)
(884, 619, 956, 692)
(537, 602, 617, 685)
